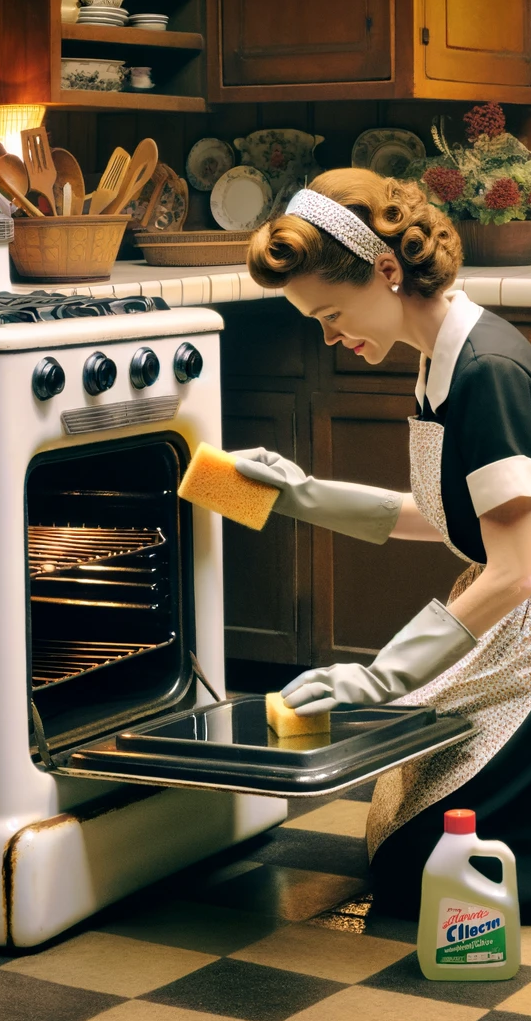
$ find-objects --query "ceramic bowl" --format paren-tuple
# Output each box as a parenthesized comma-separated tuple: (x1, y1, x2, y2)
(61, 57, 126, 91)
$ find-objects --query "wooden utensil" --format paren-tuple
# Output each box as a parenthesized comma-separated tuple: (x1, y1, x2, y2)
(51, 148, 85, 215)
(0, 154, 44, 217)
(20, 128, 58, 215)
(102, 138, 158, 215)
(89, 147, 131, 215)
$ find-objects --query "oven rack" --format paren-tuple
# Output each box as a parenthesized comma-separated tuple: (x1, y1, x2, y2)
(28, 525, 166, 578)
(31, 634, 176, 687)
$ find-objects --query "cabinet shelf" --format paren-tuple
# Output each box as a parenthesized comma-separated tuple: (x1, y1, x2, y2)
(52, 90, 207, 111)
(62, 25, 204, 50)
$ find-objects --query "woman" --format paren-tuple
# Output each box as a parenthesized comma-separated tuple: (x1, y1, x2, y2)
(234, 168, 531, 920)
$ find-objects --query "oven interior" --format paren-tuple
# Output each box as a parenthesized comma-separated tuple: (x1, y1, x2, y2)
(28, 436, 195, 752)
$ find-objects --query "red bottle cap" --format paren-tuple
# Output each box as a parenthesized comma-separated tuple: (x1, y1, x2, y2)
(444, 809, 476, 834)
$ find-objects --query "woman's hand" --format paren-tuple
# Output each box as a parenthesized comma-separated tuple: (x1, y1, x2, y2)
(281, 598, 476, 716)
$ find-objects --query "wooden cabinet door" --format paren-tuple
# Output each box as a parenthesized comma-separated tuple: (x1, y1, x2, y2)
(220, 0, 392, 86)
(425, 0, 531, 86)
(222, 390, 311, 664)
(311, 391, 463, 665)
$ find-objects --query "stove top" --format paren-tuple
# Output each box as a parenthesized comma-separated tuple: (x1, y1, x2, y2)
(0, 291, 169, 324)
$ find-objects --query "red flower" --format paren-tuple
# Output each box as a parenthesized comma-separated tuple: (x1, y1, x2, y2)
(484, 177, 521, 209)
(269, 146, 286, 169)
(424, 166, 466, 202)
(463, 102, 505, 141)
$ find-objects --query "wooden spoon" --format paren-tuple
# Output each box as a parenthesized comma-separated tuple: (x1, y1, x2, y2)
(51, 148, 85, 215)
(102, 138, 158, 215)
(0, 154, 44, 217)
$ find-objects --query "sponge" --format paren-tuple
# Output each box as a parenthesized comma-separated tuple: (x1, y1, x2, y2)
(265, 691, 331, 738)
(178, 442, 280, 530)
(268, 731, 331, 751)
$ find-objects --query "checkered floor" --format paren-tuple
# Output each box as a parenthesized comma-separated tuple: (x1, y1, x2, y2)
(2, 779, 531, 1021)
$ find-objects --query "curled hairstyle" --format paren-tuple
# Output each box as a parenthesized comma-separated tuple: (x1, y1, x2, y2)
(247, 168, 462, 298)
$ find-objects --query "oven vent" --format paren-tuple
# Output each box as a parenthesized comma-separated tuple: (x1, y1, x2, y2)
(28, 525, 165, 577)
(61, 396, 181, 435)
(32, 636, 175, 687)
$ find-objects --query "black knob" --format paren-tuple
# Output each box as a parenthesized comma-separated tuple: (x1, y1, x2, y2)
(83, 351, 117, 395)
(130, 346, 160, 389)
(174, 342, 203, 384)
(32, 357, 65, 401)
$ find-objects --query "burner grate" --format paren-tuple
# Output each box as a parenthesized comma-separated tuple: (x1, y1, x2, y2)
(28, 525, 165, 577)
(32, 637, 160, 686)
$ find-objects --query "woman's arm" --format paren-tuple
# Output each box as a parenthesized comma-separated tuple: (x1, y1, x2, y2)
(441, 495, 531, 638)
(390, 493, 445, 542)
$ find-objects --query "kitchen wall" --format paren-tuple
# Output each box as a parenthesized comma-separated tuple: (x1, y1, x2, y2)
(45, 99, 531, 231)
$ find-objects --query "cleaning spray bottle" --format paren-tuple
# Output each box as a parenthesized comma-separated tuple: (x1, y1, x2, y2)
(417, 809, 520, 980)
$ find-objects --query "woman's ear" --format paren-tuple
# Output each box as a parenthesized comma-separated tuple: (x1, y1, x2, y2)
(374, 253, 403, 289)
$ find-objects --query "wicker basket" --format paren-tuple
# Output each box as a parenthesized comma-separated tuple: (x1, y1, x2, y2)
(10, 215, 130, 282)
(135, 229, 251, 267)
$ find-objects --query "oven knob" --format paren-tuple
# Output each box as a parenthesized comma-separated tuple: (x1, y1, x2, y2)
(83, 351, 117, 395)
(130, 346, 160, 389)
(32, 356, 66, 401)
(174, 342, 203, 384)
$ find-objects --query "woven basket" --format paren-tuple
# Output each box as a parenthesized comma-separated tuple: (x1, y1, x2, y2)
(10, 215, 130, 282)
(135, 229, 251, 267)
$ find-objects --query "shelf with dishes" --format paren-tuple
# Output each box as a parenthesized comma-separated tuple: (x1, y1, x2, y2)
(61, 24, 204, 50)
(53, 91, 206, 111)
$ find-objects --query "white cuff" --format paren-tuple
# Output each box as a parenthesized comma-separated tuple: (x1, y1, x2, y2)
(466, 455, 531, 516)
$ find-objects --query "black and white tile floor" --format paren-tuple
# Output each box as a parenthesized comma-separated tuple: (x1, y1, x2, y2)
(2, 780, 531, 1021)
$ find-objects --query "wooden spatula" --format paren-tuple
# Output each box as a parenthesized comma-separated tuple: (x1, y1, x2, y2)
(101, 138, 158, 215)
(51, 148, 85, 215)
(89, 147, 131, 215)
(20, 128, 58, 215)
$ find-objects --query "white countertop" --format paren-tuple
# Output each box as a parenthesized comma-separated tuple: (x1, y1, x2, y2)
(8, 260, 531, 308)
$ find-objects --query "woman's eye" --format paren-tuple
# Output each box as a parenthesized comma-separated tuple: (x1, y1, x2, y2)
(324, 313, 339, 322)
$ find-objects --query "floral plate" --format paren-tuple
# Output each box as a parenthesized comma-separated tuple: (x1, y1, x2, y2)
(186, 138, 235, 192)
(351, 128, 425, 178)
(126, 163, 188, 232)
(210, 166, 272, 231)
(233, 129, 324, 196)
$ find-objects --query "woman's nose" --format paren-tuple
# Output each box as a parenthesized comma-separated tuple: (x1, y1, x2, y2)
(323, 328, 342, 347)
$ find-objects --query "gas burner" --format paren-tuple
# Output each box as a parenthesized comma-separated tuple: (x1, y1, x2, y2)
(0, 290, 169, 324)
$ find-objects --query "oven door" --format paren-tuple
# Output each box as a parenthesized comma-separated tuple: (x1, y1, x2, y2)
(55, 695, 474, 798)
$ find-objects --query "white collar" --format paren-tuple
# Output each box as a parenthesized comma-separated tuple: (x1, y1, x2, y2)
(414, 290, 483, 412)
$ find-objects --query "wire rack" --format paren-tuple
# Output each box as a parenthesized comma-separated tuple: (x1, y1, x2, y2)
(31, 638, 160, 686)
(28, 525, 165, 578)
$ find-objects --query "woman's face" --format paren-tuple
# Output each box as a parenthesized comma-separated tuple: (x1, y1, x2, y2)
(284, 265, 404, 365)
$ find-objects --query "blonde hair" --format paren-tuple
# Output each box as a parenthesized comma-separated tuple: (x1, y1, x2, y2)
(247, 168, 462, 298)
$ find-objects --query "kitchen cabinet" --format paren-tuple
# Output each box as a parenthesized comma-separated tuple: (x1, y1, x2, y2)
(0, 0, 207, 112)
(220, 299, 462, 668)
(207, 0, 531, 104)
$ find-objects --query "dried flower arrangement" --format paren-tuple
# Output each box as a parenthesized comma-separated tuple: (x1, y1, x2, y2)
(411, 103, 531, 226)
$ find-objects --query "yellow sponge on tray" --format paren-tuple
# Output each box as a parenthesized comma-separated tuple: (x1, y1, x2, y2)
(178, 442, 280, 531)
(266, 691, 331, 739)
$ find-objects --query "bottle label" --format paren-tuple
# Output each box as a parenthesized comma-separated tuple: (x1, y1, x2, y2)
(436, 898, 506, 965)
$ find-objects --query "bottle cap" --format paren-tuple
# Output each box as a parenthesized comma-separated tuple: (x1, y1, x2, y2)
(444, 809, 476, 834)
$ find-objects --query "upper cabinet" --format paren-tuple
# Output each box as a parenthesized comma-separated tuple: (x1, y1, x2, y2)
(207, 0, 531, 103)
(0, 0, 207, 112)
(219, 0, 391, 88)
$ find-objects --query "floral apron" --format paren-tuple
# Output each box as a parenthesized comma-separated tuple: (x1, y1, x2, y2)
(366, 417, 531, 861)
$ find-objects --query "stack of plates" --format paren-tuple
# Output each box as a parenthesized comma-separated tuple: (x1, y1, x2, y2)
(78, 5, 129, 25)
(128, 13, 168, 30)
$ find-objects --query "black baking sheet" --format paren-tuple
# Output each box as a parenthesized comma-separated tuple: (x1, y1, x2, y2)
(68, 695, 474, 795)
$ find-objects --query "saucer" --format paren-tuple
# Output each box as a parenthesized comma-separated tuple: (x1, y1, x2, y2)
(186, 137, 235, 192)
(351, 128, 425, 177)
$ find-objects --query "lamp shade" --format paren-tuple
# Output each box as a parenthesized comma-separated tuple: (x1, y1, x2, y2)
(0, 105, 45, 159)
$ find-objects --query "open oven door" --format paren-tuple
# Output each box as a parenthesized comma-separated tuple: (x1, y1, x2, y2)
(53, 694, 475, 798)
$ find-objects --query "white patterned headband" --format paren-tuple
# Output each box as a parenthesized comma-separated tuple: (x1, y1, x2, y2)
(285, 190, 392, 264)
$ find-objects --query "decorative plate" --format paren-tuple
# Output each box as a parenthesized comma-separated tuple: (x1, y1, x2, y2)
(233, 129, 324, 196)
(186, 138, 235, 192)
(126, 163, 188, 232)
(351, 128, 425, 178)
(210, 166, 272, 231)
